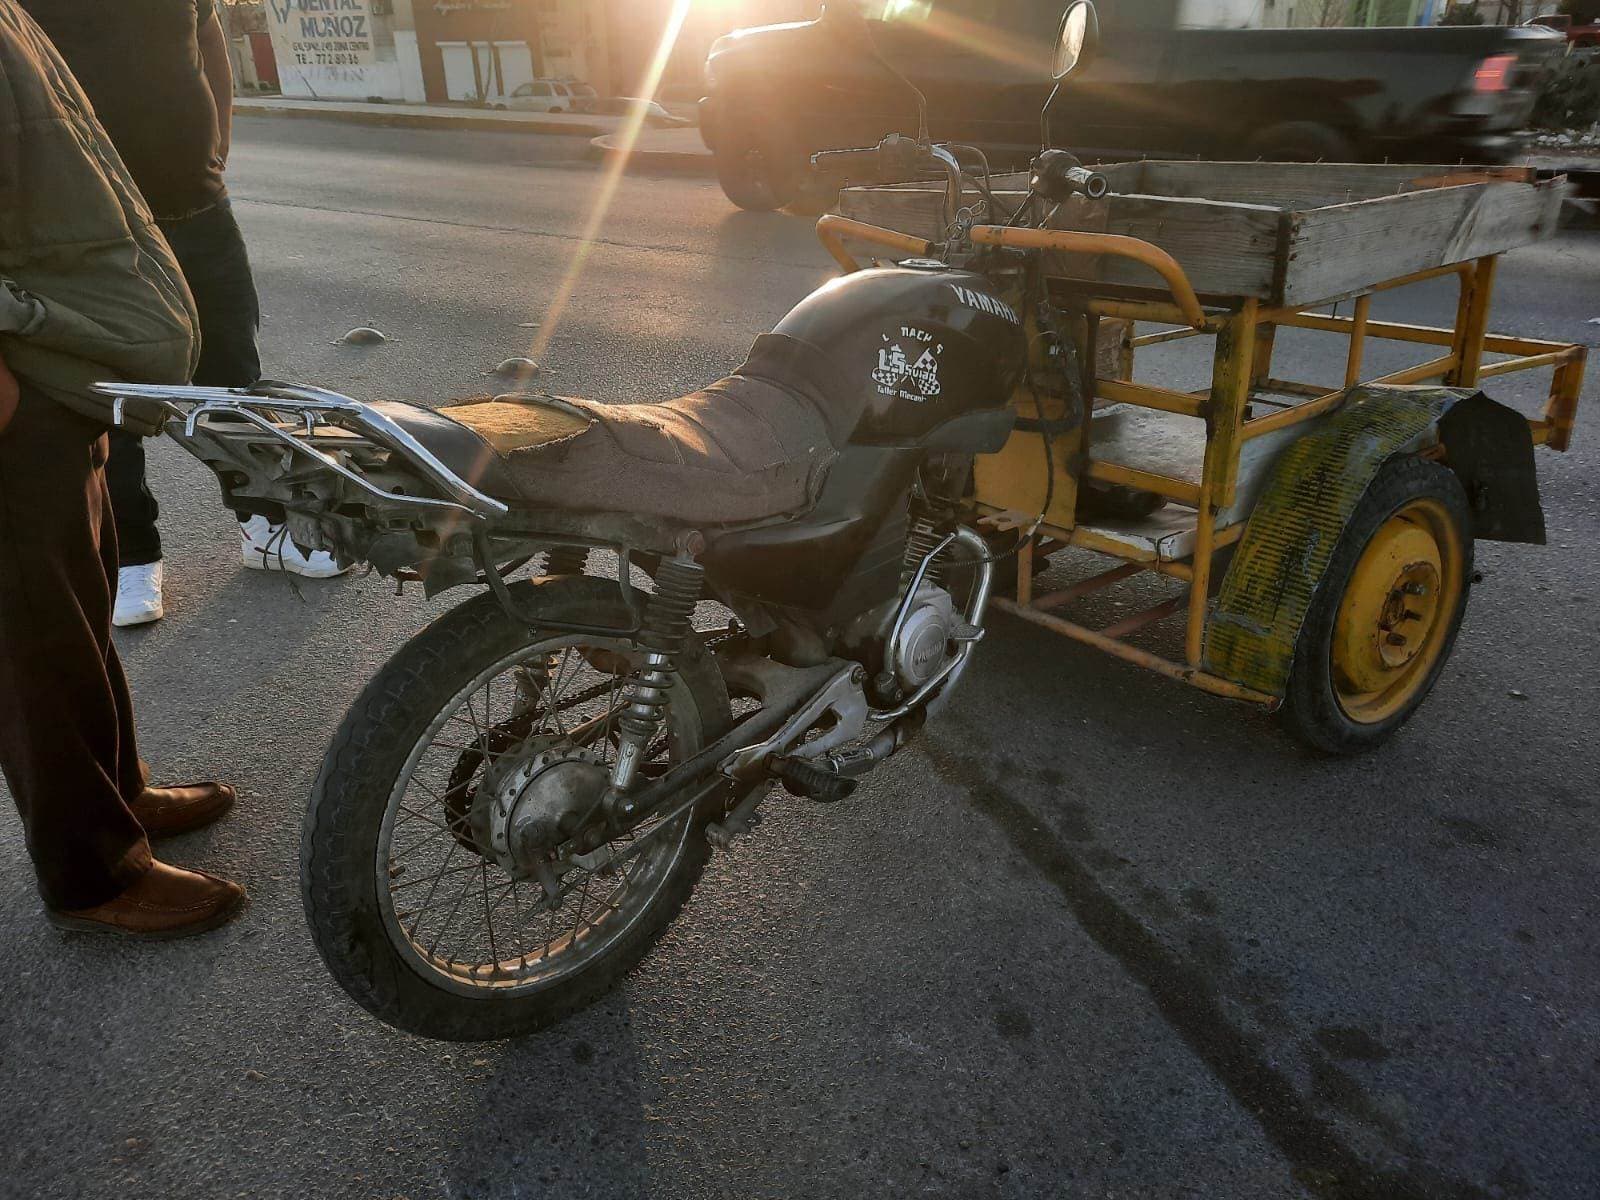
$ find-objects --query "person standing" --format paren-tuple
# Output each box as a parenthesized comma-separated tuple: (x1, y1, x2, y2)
(1, 0, 245, 935)
(20, 0, 347, 629)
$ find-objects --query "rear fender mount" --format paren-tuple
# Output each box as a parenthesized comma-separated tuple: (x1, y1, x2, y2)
(1206, 385, 1543, 698)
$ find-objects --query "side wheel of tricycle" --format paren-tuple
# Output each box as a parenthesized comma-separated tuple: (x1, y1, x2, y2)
(1281, 456, 1472, 754)
(301, 576, 731, 1041)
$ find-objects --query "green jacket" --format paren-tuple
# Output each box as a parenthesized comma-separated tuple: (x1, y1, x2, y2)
(0, 0, 198, 436)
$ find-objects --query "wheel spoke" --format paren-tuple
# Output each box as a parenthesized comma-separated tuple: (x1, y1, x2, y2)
(376, 628, 700, 994)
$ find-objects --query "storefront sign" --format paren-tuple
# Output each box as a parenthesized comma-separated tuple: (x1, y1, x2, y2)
(267, 0, 377, 69)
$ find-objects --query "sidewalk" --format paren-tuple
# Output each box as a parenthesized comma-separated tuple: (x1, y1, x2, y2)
(589, 126, 714, 174)
(234, 95, 619, 138)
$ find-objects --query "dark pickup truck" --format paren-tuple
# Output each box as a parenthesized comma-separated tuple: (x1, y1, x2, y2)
(701, 0, 1563, 210)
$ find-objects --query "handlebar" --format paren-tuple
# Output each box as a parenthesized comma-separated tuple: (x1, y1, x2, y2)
(811, 135, 964, 237)
(816, 215, 933, 273)
(967, 226, 1207, 329)
(810, 146, 886, 172)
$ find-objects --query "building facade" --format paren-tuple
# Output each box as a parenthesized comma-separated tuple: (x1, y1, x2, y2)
(412, 0, 613, 103)
(257, 0, 613, 104)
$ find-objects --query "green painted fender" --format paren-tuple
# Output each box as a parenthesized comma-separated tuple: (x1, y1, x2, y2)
(1204, 385, 1542, 699)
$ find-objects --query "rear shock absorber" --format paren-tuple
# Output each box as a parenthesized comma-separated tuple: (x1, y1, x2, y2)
(608, 550, 704, 806)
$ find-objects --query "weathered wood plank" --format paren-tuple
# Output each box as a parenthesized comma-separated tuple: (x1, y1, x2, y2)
(1099, 194, 1282, 300)
(838, 162, 1563, 307)
(1134, 161, 1536, 208)
(1281, 177, 1563, 306)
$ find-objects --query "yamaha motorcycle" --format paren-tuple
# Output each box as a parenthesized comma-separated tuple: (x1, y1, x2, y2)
(99, 2, 1109, 1040)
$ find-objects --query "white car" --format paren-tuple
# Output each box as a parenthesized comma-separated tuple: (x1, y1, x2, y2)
(499, 80, 586, 113)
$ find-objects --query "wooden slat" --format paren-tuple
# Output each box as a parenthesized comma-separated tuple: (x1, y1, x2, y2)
(839, 163, 1563, 308)
(1101, 194, 1282, 300)
(1282, 181, 1562, 307)
(1134, 161, 1534, 207)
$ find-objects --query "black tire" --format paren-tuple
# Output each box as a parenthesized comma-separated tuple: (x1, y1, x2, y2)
(714, 126, 798, 211)
(1281, 456, 1473, 755)
(785, 176, 841, 217)
(1246, 120, 1354, 163)
(301, 576, 731, 1041)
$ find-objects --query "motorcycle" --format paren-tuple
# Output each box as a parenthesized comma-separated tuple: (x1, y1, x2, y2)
(97, 2, 1107, 1041)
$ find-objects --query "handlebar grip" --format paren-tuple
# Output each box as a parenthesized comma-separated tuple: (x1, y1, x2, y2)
(811, 146, 883, 172)
(1064, 166, 1110, 200)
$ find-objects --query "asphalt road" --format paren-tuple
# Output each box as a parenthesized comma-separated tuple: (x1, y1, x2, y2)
(3, 118, 1597, 1200)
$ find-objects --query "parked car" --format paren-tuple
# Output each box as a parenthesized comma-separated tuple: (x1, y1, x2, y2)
(499, 80, 584, 113)
(591, 97, 695, 127)
(1527, 13, 1600, 48)
(701, 0, 1565, 210)
(566, 81, 600, 112)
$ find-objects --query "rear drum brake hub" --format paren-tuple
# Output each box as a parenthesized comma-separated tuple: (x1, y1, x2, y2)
(471, 742, 608, 877)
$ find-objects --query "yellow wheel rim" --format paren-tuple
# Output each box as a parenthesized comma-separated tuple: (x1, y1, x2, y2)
(1331, 497, 1464, 724)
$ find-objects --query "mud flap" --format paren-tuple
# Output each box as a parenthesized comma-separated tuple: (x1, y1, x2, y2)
(1204, 385, 1541, 699)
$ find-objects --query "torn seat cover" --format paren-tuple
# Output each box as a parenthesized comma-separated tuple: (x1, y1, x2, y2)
(423, 333, 847, 526)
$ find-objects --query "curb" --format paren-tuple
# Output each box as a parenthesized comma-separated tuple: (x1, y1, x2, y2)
(234, 103, 609, 139)
(588, 134, 717, 176)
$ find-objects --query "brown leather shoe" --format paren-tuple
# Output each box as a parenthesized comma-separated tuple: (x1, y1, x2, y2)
(48, 860, 246, 939)
(129, 781, 236, 837)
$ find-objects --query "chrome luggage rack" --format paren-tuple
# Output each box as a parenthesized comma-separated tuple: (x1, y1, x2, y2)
(91, 380, 509, 520)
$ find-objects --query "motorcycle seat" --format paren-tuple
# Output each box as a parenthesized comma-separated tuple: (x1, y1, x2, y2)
(375, 335, 858, 527)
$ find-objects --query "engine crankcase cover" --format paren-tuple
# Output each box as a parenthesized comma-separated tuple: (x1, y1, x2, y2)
(892, 586, 961, 690)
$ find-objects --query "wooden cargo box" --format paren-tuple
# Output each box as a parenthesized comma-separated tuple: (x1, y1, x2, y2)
(838, 161, 1565, 308)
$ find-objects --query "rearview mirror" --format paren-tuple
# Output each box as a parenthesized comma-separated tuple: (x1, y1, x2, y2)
(1053, 0, 1100, 81)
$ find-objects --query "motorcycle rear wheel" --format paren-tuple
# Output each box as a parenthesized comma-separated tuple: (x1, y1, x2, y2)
(301, 576, 730, 1041)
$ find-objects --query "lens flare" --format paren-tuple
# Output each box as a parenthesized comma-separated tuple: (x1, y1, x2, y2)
(526, 0, 694, 366)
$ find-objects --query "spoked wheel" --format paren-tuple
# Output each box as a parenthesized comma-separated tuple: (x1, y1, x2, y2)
(1281, 456, 1471, 754)
(302, 577, 730, 1040)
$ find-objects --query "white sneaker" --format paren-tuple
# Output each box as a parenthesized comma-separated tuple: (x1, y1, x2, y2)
(113, 562, 165, 627)
(239, 515, 350, 579)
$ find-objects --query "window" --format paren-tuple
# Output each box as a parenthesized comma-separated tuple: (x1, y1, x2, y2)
(512, 83, 534, 97)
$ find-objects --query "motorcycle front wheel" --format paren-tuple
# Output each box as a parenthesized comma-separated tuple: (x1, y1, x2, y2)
(301, 575, 731, 1041)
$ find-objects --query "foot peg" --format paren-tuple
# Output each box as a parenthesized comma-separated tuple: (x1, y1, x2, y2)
(774, 756, 857, 803)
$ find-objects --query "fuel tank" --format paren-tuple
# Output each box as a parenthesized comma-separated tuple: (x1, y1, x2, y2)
(773, 263, 1027, 446)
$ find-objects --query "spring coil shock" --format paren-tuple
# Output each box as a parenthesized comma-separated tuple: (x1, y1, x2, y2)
(609, 554, 704, 800)
(543, 545, 590, 577)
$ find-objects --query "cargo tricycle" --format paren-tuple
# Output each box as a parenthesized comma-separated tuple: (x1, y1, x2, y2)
(825, 9, 1585, 753)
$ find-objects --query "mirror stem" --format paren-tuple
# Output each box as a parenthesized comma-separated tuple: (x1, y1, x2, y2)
(1040, 81, 1063, 152)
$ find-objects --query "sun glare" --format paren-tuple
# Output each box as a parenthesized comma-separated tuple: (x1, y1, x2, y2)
(526, 0, 695, 366)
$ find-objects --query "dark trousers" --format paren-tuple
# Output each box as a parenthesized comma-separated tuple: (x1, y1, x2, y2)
(107, 199, 264, 566)
(0, 386, 152, 910)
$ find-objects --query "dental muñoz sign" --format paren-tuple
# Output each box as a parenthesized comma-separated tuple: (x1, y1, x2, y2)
(266, 0, 377, 69)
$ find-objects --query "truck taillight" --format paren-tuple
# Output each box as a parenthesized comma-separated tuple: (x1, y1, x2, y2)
(1473, 54, 1516, 92)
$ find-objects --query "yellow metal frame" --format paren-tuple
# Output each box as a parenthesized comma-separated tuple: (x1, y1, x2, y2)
(815, 218, 1588, 708)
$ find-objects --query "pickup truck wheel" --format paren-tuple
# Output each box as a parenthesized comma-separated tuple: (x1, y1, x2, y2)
(1247, 121, 1353, 163)
(715, 129, 797, 211)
